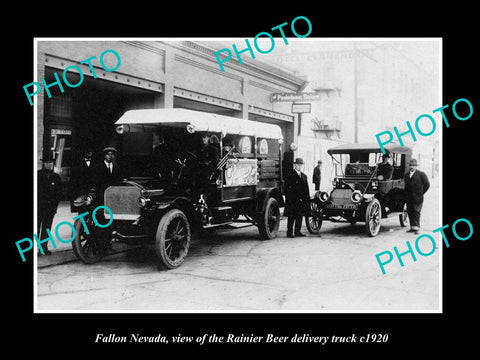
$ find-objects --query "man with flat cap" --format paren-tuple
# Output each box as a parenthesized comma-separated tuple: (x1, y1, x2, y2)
(284, 157, 310, 238)
(37, 153, 62, 255)
(92, 147, 123, 204)
(404, 158, 430, 234)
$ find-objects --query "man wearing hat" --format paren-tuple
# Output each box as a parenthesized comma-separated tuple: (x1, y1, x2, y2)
(92, 147, 123, 203)
(404, 158, 430, 234)
(37, 153, 62, 255)
(284, 157, 310, 238)
(377, 153, 393, 180)
(312, 160, 322, 191)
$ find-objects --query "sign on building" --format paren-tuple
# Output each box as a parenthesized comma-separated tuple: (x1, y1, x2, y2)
(291, 103, 311, 113)
(271, 92, 322, 102)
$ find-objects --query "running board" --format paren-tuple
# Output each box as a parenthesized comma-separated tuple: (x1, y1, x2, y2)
(203, 221, 233, 229)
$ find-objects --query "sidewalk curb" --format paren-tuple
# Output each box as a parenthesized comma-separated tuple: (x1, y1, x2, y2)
(37, 243, 139, 268)
(37, 249, 78, 268)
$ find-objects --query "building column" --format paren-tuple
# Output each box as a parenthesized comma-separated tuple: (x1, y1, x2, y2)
(236, 77, 248, 119)
(152, 45, 175, 109)
(37, 48, 45, 170)
(163, 46, 176, 108)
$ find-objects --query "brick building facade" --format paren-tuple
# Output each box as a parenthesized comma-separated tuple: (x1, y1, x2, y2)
(35, 40, 306, 192)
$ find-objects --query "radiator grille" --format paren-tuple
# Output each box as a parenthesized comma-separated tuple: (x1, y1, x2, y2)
(330, 188, 353, 206)
(104, 185, 142, 220)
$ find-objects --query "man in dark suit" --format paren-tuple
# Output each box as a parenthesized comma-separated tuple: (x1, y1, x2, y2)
(377, 153, 394, 180)
(404, 158, 430, 234)
(284, 157, 310, 238)
(92, 147, 123, 204)
(37, 153, 62, 255)
(70, 149, 95, 211)
(312, 160, 322, 191)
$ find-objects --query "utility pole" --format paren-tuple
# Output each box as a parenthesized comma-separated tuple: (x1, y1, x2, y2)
(353, 41, 378, 144)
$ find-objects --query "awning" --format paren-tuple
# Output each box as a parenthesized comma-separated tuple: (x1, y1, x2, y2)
(327, 142, 413, 155)
(115, 108, 283, 140)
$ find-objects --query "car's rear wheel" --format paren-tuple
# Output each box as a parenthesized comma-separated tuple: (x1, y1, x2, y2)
(155, 209, 191, 269)
(72, 216, 109, 264)
(365, 198, 382, 237)
(306, 198, 322, 234)
(258, 197, 280, 240)
(399, 203, 409, 227)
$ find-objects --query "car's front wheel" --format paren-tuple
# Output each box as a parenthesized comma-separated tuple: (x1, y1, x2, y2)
(155, 209, 191, 269)
(72, 216, 109, 264)
(365, 198, 382, 237)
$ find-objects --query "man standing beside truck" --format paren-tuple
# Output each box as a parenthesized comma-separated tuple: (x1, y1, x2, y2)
(284, 158, 310, 238)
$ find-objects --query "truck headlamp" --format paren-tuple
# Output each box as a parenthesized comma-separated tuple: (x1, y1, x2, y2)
(137, 196, 150, 208)
(73, 194, 93, 207)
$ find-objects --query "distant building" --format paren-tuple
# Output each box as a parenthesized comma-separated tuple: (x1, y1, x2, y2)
(268, 40, 441, 187)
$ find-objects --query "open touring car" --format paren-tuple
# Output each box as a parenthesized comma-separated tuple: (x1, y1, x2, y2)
(306, 143, 412, 237)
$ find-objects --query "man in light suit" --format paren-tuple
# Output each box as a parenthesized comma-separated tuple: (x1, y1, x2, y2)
(284, 158, 310, 238)
(404, 158, 430, 234)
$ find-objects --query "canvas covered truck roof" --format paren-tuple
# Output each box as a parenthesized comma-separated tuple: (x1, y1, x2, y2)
(115, 108, 284, 140)
(327, 142, 413, 155)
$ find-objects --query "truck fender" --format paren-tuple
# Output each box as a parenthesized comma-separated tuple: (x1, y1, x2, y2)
(256, 188, 285, 212)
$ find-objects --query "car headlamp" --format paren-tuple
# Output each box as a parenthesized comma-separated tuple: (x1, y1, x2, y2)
(351, 190, 362, 203)
(319, 191, 329, 202)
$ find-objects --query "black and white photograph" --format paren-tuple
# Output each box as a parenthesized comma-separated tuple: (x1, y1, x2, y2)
(32, 38, 442, 312)
(7, 8, 479, 355)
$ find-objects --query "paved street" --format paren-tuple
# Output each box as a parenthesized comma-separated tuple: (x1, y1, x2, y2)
(36, 179, 440, 312)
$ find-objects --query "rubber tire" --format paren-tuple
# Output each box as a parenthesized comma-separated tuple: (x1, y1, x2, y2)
(399, 203, 409, 227)
(155, 209, 191, 269)
(365, 198, 382, 237)
(306, 199, 323, 234)
(258, 197, 280, 240)
(72, 216, 108, 264)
